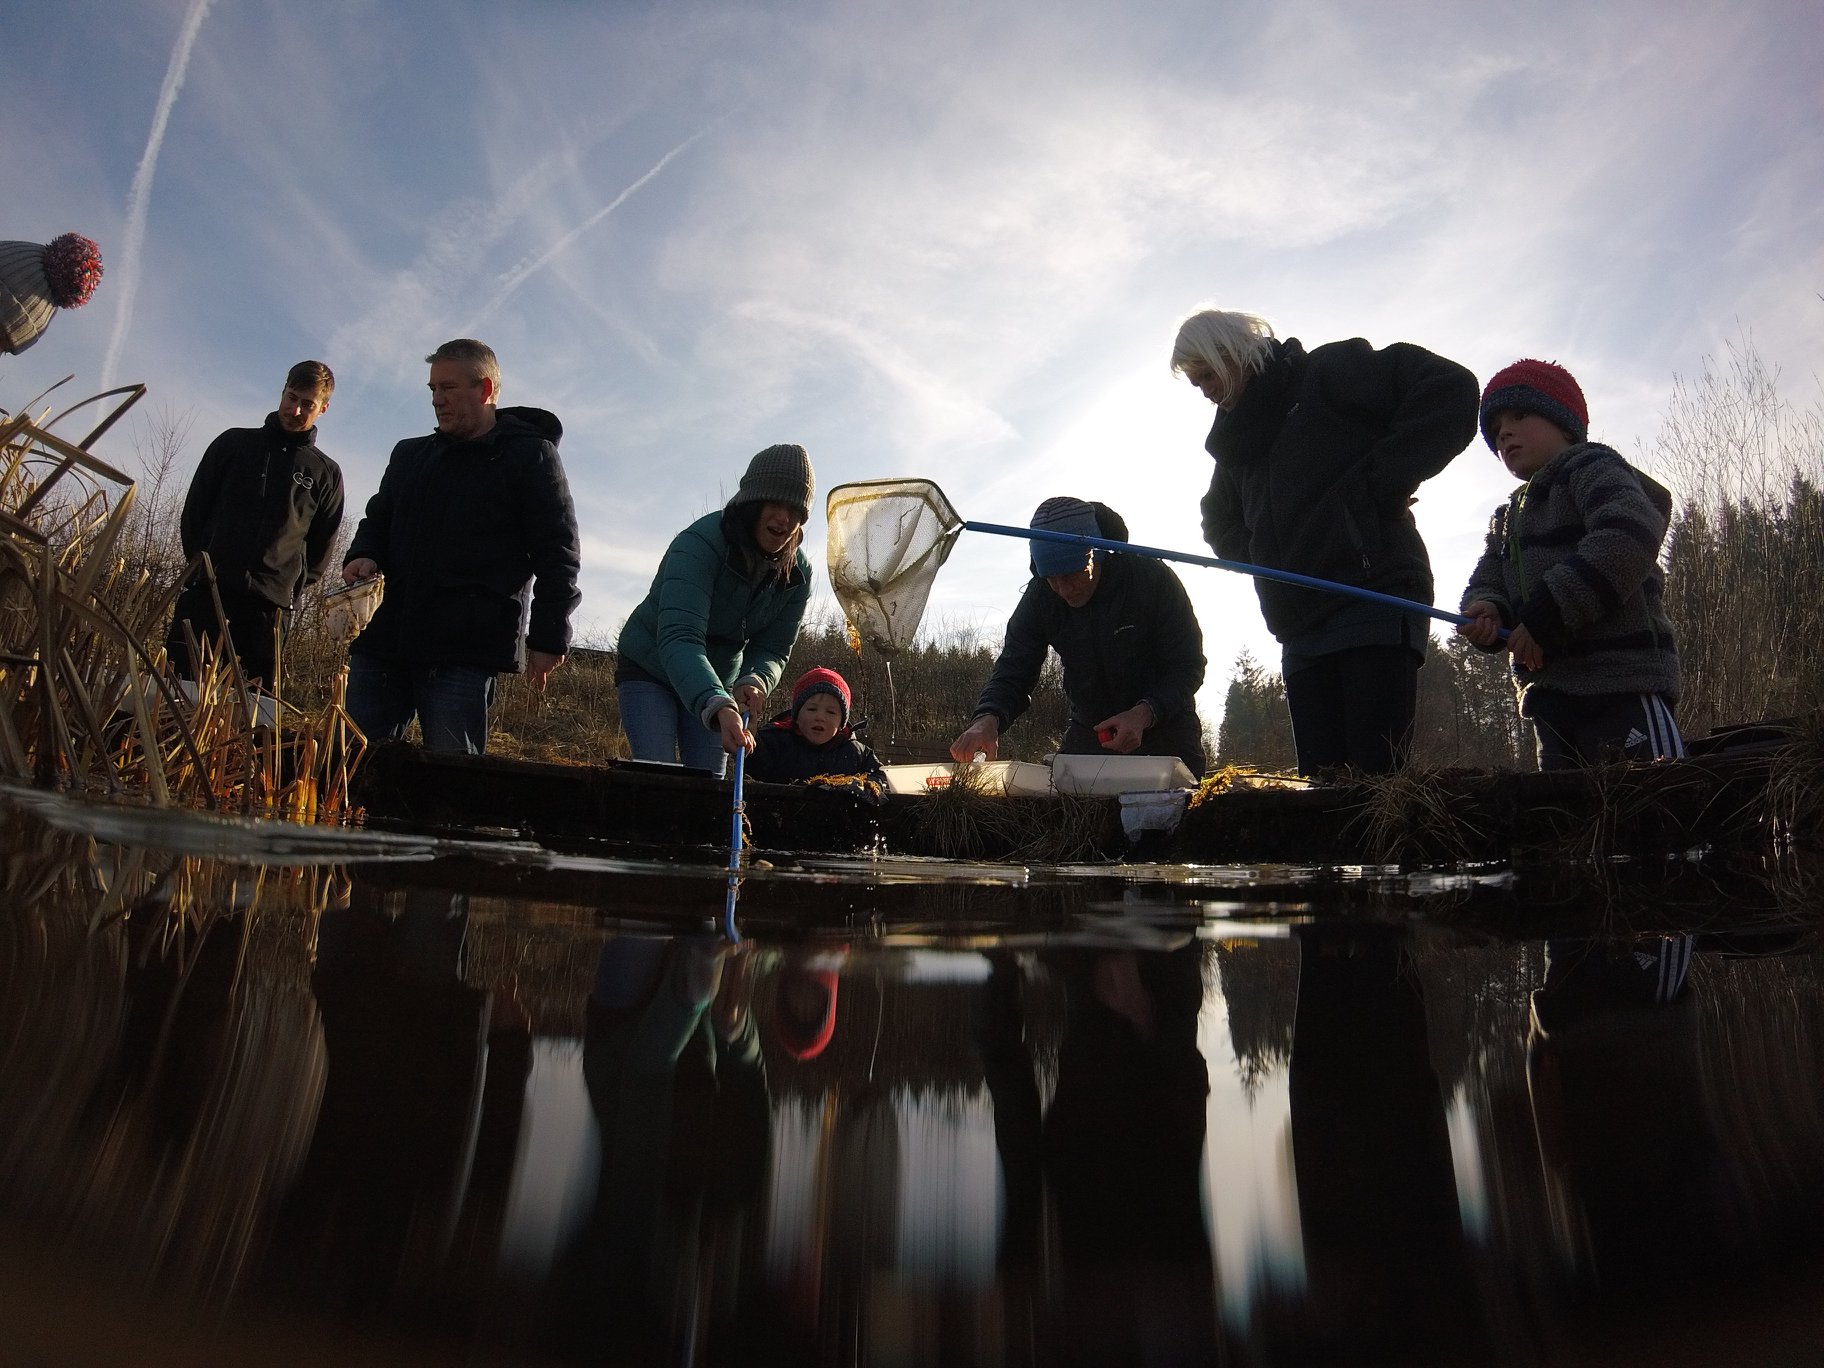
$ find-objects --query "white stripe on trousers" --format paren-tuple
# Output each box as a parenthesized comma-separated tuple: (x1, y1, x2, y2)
(1637, 693, 1686, 760)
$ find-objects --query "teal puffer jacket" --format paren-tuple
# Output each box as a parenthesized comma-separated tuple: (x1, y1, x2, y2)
(617, 509, 812, 722)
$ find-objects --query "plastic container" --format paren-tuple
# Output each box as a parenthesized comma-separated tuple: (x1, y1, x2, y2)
(1051, 753, 1198, 796)
(881, 760, 1053, 798)
(1119, 788, 1190, 840)
(323, 574, 384, 644)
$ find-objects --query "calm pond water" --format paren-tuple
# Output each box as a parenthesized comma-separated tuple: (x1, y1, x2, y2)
(4, 785, 1824, 1366)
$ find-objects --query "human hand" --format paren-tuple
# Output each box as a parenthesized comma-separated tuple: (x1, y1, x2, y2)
(715, 705, 755, 757)
(1094, 702, 1154, 753)
(1507, 623, 1545, 670)
(733, 680, 768, 718)
(1457, 602, 1503, 649)
(343, 558, 378, 583)
(949, 714, 1000, 763)
(525, 649, 565, 692)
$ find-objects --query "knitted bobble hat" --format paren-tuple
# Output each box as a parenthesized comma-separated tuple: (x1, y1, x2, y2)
(0, 233, 104, 356)
(1029, 495, 1101, 578)
(735, 443, 815, 522)
(1480, 359, 1588, 449)
(772, 965, 841, 1061)
(792, 666, 851, 726)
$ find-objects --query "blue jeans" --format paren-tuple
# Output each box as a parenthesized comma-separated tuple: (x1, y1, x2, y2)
(617, 679, 727, 777)
(347, 655, 496, 755)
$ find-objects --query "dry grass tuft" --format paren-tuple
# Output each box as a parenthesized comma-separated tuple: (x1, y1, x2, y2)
(0, 394, 361, 821)
(907, 765, 1115, 864)
(1342, 765, 1481, 867)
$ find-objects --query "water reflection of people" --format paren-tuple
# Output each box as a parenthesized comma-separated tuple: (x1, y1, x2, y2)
(976, 943, 1218, 1364)
(1282, 924, 1485, 1358)
(262, 882, 531, 1333)
(543, 933, 779, 1361)
(1526, 934, 1744, 1319)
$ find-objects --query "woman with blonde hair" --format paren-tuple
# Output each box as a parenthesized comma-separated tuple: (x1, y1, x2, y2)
(1171, 309, 1478, 774)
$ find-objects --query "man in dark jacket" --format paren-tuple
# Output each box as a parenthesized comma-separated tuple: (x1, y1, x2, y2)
(341, 339, 581, 754)
(1171, 309, 1478, 775)
(166, 360, 345, 687)
(949, 498, 1207, 775)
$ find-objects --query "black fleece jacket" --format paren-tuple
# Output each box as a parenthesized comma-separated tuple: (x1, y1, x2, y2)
(345, 406, 582, 673)
(179, 413, 344, 608)
(973, 550, 1205, 744)
(1200, 337, 1479, 642)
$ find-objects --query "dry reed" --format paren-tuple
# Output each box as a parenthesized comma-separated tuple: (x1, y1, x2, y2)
(0, 390, 363, 821)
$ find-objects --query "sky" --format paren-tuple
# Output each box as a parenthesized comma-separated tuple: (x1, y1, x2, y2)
(4, 0, 1820, 735)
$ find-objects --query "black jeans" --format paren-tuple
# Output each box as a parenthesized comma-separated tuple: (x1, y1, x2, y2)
(1283, 644, 1419, 776)
(166, 582, 288, 687)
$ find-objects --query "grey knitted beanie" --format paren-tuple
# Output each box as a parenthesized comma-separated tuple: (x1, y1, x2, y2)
(1029, 495, 1101, 577)
(735, 443, 815, 521)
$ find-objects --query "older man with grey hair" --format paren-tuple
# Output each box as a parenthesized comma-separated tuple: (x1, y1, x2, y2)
(342, 338, 581, 753)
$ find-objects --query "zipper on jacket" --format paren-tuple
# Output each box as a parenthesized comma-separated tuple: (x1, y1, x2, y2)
(1341, 506, 1371, 573)
(1507, 482, 1532, 602)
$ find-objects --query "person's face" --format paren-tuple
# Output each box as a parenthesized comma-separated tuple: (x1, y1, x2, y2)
(1491, 408, 1571, 480)
(428, 358, 495, 440)
(795, 692, 844, 744)
(276, 385, 330, 433)
(754, 501, 802, 555)
(1045, 553, 1100, 608)
(1182, 360, 1246, 408)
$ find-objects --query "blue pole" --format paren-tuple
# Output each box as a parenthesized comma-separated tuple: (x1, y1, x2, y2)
(722, 712, 747, 943)
(962, 519, 1503, 635)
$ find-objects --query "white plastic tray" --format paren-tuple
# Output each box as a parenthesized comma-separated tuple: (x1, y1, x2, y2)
(1050, 753, 1199, 796)
(880, 760, 1054, 797)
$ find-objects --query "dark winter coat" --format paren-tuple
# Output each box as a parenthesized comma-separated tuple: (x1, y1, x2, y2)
(1201, 337, 1479, 642)
(972, 549, 1206, 770)
(346, 406, 581, 673)
(178, 413, 344, 609)
(615, 509, 812, 724)
(748, 715, 887, 790)
(1460, 442, 1680, 709)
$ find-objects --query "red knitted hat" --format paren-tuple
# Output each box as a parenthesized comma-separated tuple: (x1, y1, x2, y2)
(792, 666, 851, 725)
(772, 966, 841, 1060)
(1480, 359, 1588, 449)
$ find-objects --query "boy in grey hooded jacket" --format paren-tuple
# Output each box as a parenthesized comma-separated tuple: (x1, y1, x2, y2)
(1459, 359, 1683, 770)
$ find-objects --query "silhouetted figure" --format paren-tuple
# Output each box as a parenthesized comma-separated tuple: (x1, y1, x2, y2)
(262, 882, 529, 1342)
(977, 943, 1219, 1365)
(1281, 923, 1486, 1359)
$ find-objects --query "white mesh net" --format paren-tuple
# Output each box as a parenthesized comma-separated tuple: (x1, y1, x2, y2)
(825, 479, 964, 658)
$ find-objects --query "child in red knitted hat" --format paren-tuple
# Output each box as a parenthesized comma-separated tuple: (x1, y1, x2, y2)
(747, 666, 887, 790)
(1458, 359, 1683, 770)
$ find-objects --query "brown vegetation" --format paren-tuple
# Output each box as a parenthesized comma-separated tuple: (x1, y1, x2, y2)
(0, 389, 361, 818)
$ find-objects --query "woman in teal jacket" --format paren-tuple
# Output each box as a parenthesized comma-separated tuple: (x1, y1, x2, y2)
(614, 445, 815, 776)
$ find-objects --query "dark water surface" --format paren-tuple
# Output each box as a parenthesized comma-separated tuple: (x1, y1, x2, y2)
(5, 788, 1824, 1365)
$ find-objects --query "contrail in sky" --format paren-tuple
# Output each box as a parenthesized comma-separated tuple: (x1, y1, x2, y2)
(468, 123, 718, 330)
(101, 0, 215, 390)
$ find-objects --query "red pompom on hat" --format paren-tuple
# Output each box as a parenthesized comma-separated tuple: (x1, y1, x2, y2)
(0, 233, 104, 355)
(1479, 359, 1588, 449)
(791, 666, 851, 726)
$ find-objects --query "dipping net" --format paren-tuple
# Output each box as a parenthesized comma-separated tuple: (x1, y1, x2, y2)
(825, 479, 964, 658)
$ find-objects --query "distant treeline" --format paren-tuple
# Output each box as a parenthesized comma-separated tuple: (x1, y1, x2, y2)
(98, 336, 1822, 772)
